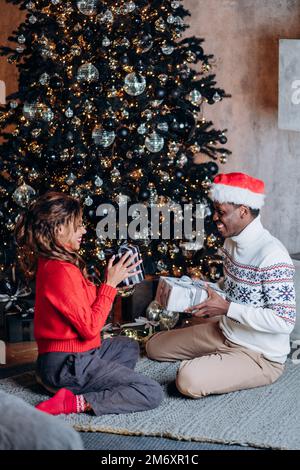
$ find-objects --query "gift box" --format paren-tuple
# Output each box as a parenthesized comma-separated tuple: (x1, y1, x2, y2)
(155, 275, 226, 313)
(121, 278, 159, 321)
(106, 243, 145, 287)
(5, 308, 35, 343)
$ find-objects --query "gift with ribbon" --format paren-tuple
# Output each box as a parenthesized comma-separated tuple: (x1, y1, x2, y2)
(105, 243, 145, 287)
(0, 266, 34, 342)
(155, 275, 226, 313)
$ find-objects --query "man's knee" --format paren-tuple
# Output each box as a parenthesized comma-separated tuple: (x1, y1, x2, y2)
(145, 333, 164, 360)
(176, 365, 208, 398)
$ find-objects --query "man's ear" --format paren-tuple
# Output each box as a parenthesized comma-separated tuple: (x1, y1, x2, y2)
(240, 205, 249, 218)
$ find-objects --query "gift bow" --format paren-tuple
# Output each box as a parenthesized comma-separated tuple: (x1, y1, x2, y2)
(105, 242, 137, 256)
(170, 275, 223, 293)
(0, 284, 32, 311)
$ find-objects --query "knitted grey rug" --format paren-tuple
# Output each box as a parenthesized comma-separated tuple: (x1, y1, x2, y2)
(0, 358, 299, 450)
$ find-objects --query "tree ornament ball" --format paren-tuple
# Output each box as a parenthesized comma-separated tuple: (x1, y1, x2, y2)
(117, 127, 129, 139)
(219, 135, 228, 145)
(207, 162, 219, 175)
(155, 87, 166, 99)
(170, 89, 181, 99)
(121, 54, 130, 65)
(139, 188, 150, 200)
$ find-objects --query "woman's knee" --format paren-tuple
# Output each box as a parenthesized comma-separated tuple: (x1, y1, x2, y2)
(146, 380, 164, 409)
(116, 336, 140, 354)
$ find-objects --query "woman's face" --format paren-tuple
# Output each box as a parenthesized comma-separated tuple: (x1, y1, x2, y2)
(57, 215, 87, 252)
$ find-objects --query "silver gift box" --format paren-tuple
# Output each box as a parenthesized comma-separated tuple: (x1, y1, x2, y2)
(155, 275, 226, 313)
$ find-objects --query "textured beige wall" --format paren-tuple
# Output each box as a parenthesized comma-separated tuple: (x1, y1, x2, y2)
(186, 0, 300, 253)
(1, 1, 300, 252)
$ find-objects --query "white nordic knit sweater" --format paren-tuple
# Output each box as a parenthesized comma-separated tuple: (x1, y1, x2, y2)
(219, 215, 296, 363)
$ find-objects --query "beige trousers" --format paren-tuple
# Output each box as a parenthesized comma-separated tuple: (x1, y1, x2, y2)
(146, 321, 285, 398)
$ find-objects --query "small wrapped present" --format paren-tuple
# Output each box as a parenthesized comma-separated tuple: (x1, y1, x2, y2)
(155, 275, 226, 313)
(105, 243, 145, 287)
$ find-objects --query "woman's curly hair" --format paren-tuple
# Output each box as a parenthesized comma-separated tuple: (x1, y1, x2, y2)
(14, 191, 87, 280)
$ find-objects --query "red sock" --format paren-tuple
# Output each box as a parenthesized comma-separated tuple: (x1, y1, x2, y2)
(35, 388, 88, 415)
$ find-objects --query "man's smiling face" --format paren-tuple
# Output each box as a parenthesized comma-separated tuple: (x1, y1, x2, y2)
(213, 201, 249, 238)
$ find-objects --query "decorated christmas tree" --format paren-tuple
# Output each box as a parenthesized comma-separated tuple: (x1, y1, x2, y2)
(0, 0, 231, 282)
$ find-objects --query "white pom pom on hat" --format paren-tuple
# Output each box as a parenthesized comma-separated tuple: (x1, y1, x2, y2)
(209, 172, 265, 210)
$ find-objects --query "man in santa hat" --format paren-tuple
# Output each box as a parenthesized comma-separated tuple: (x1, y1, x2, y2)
(146, 172, 296, 397)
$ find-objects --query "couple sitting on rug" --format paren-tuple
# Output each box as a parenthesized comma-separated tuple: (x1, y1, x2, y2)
(15, 172, 296, 417)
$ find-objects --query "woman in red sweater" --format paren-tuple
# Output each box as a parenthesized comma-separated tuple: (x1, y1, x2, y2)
(15, 192, 163, 416)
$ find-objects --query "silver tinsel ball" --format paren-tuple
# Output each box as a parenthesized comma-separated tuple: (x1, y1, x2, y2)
(98, 9, 114, 24)
(161, 44, 174, 55)
(171, 0, 180, 8)
(124, 73, 146, 96)
(10, 101, 18, 109)
(111, 168, 120, 179)
(77, 0, 98, 16)
(155, 18, 165, 32)
(77, 63, 99, 82)
(157, 122, 169, 132)
(146, 301, 164, 322)
(158, 74, 168, 84)
(167, 15, 176, 23)
(141, 109, 153, 121)
(41, 108, 54, 122)
(84, 196, 93, 206)
(29, 15, 37, 24)
(17, 35, 26, 44)
(137, 123, 147, 135)
(94, 176, 103, 187)
(189, 89, 202, 104)
(159, 310, 179, 330)
(145, 132, 164, 153)
(39, 73, 49, 85)
(92, 126, 115, 147)
(66, 173, 76, 185)
(126, 1, 136, 12)
(157, 260, 168, 272)
(23, 102, 38, 120)
(177, 154, 188, 167)
(213, 92, 221, 102)
(65, 107, 74, 118)
(12, 184, 36, 208)
(102, 36, 111, 47)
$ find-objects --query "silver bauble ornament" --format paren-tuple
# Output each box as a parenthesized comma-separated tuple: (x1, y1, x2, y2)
(12, 183, 36, 208)
(145, 132, 164, 153)
(146, 301, 164, 322)
(92, 126, 115, 147)
(77, 63, 99, 82)
(77, 0, 97, 16)
(124, 73, 146, 96)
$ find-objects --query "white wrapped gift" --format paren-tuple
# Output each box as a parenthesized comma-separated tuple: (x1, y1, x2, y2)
(155, 275, 226, 313)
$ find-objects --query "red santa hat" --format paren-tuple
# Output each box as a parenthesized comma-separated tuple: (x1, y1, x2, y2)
(209, 172, 265, 209)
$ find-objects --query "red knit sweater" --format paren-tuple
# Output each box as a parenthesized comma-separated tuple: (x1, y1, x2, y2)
(34, 257, 117, 354)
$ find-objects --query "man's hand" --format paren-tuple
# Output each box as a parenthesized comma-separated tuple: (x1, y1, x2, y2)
(185, 285, 230, 319)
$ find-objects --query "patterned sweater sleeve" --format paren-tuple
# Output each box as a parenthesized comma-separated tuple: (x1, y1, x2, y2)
(227, 256, 296, 335)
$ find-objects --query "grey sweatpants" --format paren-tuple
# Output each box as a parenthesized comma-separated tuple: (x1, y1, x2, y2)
(36, 336, 163, 416)
(0, 390, 83, 450)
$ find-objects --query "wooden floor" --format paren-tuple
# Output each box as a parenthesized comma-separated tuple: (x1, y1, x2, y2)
(1, 340, 38, 367)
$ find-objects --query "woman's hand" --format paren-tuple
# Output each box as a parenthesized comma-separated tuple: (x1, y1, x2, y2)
(105, 251, 143, 288)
